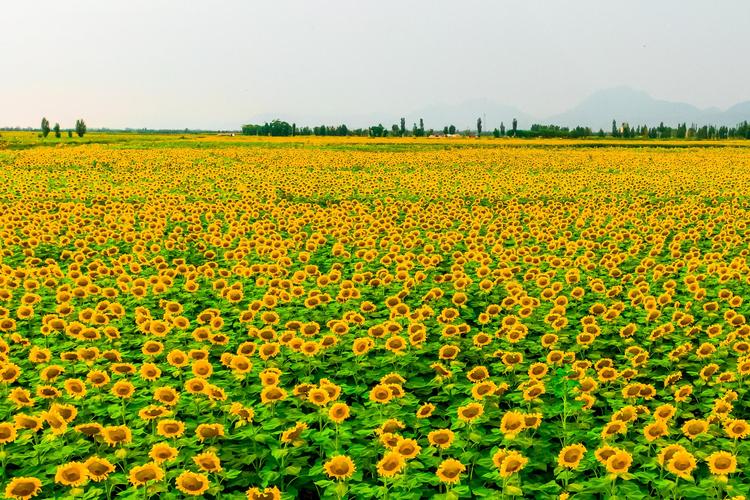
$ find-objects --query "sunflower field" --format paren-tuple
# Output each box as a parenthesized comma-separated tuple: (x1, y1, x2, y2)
(1, 135, 750, 499)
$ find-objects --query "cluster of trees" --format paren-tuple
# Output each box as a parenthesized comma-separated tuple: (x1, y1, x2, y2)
(40, 117, 86, 138)
(241, 117, 750, 140)
(610, 120, 750, 139)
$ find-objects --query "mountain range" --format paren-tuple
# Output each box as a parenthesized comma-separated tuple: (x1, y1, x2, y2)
(248, 87, 750, 131)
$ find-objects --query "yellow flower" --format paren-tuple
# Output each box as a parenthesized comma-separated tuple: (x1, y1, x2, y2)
(193, 451, 222, 472)
(129, 462, 165, 487)
(436, 458, 466, 484)
(54, 462, 88, 487)
(328, 403, 350, 424)
(667, 450, 697, 479)
(323, 455, 356, 480)
(427, 429, 455, 449)
(493, 449, 528, 478)
(149, 443, 179, 463)
(83, 456, 116, 482)
(706, 451, 737, 476)
(246, 486, 281, 500)
(605, 449, 633, 476)
(4, 477, 42, 500)
(377, 451, 405, 477)
(175, 471, 210, 496)
(558, 444, 586, 469)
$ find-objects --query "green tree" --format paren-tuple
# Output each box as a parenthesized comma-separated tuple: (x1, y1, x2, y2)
(448, 124, 456, 135)
(75, 119, 87, 137)
(67, 130, 73, 138)
(477, 117, 482, 137)
(512, 118, 517, 136)
(500, 122, 505, 136)
(41, 117, 50, 138)
(492, 128, 500, 138)
(53, 123, 61, 138)
(400, 118, 406, 137)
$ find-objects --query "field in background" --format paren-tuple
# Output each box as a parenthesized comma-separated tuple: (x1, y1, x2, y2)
(0, 135, 749, 499)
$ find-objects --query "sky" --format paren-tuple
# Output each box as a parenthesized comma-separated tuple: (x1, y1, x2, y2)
(3, 0, 750, 130)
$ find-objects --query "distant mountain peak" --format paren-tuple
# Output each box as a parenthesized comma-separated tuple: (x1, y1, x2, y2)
(548, 87, 749, 129)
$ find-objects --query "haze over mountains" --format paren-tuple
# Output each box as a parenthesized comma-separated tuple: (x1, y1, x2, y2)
(249, 87, 750, 131)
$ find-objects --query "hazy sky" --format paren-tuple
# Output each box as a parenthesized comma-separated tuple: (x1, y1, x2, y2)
(4, 0, 749, 129)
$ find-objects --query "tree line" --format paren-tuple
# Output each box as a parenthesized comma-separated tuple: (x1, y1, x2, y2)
(242, 118, 750, 139)
(39, 117, 87, 138)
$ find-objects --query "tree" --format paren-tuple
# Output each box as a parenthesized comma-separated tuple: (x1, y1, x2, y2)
(512, 118, 517, 137)
(400, 118, 406, 137)
(443, 126, 449, 135)
(492, 128, 500, 138)
(53, 123, 61, 138)
(418, 118, 424, 137)
(448, 124, 456, 135)
(500, 122, 505, 136)
(392, 124, 400, 136)
(477, 117, 482, 137)
(611, 120, 618, 137)
(41, 117, 50, 138)
(68, 130, 73, 138)
(75, 119, 87, 137)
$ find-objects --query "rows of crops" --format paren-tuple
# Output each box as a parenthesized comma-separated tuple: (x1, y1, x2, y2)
(1, 137, 750, 498)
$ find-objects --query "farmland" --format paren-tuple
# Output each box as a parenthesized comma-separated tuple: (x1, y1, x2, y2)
(1, 134, 750, 499)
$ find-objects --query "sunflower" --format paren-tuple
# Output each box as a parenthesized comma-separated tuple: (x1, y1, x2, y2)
(328, 403, 350, 424)
(416, 403, 435, 419)
(246, 486, 282, 500)
(427, 429, 455, 449)
(157, 419, 185, 439)
(4, 477, 42, 500)
(377, 451, 406, 478)
(595, 445, 617, 465)
(724, 419, 750, 439)
(395, 438, 421, 459)
(111, 380, 135, 399)
(83, 456, 115, 482)
(195, 423, 224, 441)
(601, 421, 627, 440)
(54, 462, 89, 487)
(605, 450, 633, 476)
(153, 386, 180, 406)
(493, 449, 528, 478)
(101, 425, 132, 446)
(457, 402, 484, 423)
(643, 421, 669, 442)
(281, 422, 308, 445)
(260, 385, 288, 404)
(667, 450, 697, 479)
(500, 411, 526, 438)
(369, 384, 393, 404)
(230, 402, 255, 423)
(308, 388, 330, 406)
(138, 405, 171, 421)
(558, 444, 586, 469)
(436, 458, 466, 485)
(175, 471, 210, 496)
(149, 442, 179, 463)
(63, 378, 87, 399)
(193, 451, 222, 472)
(681, 419, 708, 440)
(74, 423, 103, 437)
(0, 422, 17, 444)
(324, 455, 356, 480)
(129, 462, 165, 487)
(706, 451, 737, 477)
